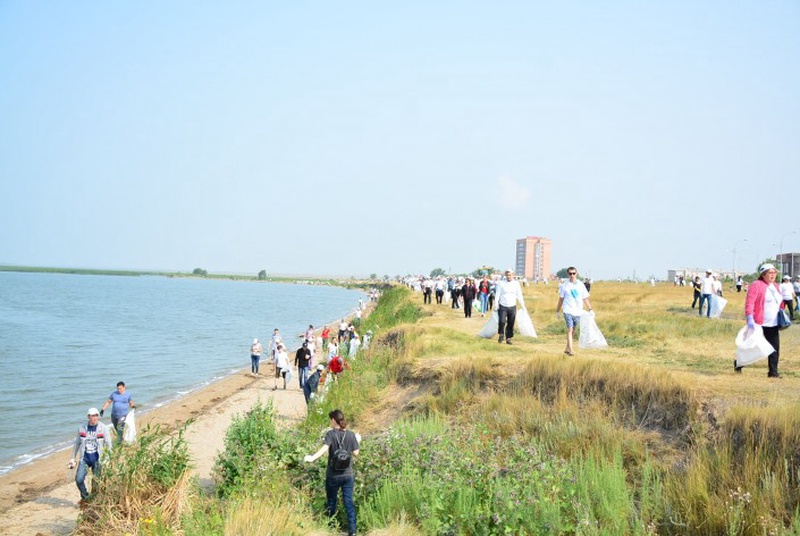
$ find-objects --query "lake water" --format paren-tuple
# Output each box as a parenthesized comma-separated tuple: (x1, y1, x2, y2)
(0, 271, 365, 475)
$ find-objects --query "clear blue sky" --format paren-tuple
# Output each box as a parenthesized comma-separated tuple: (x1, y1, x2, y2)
(1, 2, 798, 279)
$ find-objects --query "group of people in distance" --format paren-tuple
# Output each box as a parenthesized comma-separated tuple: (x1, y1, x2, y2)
(68, 381, 135, 504)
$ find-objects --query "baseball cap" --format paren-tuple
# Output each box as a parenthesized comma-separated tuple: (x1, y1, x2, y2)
(87, 407, 100, 416)
(759, 263, 776, 274)
(316, 364, 325, 370)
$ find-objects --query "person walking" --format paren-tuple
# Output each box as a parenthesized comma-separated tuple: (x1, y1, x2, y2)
(779, 275, 796, 321)
(699, 269, 715, 317)
(555, 267, 593, 356)
(434, 276, 445, 304)
(68, 407, 113, 503)
(321, 326, 331, 352)
(304, 409, 361, 536)
(462, 278, 477, 318)
(736, 275, 743, 293)
(794, 276, 800, 312)
(478, 275, 491, 317)
(250, 338, 263, 376)
(274, 344, 292, 390)
(100, 381, 135, 444)
(691, 276, 702, 309)
(295, 341, 312, 389)
(739, 263, 787, 377)
(495, 269, 526, 344)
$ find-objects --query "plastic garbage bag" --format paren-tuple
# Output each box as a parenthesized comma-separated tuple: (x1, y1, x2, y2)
(123, 409, 137, 444)
(579, 311, 608, 349)
(516, 310, 538, 338)
(735, 325, 774, 367)
(478, 311, 498, 338)
(709, 295, 727, 318)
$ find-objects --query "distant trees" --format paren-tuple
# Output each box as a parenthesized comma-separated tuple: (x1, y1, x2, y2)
(192, 268, 208, 277)
(370, 273, 378, 280)
(430, 268, 446, 278)
(472, 266, 495, 278)
(556, 268, 570, 279)
(258, 270, 267, 280)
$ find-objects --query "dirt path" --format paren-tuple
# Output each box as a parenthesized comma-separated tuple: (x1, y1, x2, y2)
(0, 372, 307, 536)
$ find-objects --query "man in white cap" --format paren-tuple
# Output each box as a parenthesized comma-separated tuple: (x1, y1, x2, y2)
(495, 268, 526, 344)
(68, 407, 113, 503)
(699, 269, 715, 317)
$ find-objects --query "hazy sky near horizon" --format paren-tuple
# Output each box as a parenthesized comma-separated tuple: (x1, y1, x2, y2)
(1, 2, 798, 279)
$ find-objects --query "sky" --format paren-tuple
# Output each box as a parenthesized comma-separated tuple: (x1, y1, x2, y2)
(1, 2, 798, 280)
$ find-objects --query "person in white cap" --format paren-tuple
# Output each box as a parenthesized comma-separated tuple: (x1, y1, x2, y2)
(250, 338, 263, 376)
(495, 268, 526, 344)
(68, 407, 113, 503)
(740, 263, 787, 377)
(779, 275, 795, 320)
(699, 269, 715, 317)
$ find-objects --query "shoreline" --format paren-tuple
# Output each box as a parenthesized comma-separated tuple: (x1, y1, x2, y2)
(0, 305, 371, 516)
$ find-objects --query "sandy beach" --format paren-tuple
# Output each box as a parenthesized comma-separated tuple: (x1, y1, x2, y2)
(0, 369, 307, 536)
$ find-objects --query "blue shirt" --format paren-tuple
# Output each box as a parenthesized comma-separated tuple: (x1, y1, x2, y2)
(109, 391, 132, 417)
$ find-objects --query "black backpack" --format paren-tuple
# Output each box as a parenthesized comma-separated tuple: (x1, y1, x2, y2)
(331, 430, 352, 472)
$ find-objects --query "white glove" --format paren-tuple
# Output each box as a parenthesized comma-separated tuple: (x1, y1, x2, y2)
(355, 432, 362, 443)
(303, 455, 313, 463)
(68, 460, 75, 469)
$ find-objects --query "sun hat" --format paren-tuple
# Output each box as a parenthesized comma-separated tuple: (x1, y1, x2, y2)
(783, 275, 791, 281)
(706, 269, 713, 273)
(87, 407, 100, 416)
(253, 338, 258, 344)
(759, 263, 776, 274)
(316, 364, 325, 371)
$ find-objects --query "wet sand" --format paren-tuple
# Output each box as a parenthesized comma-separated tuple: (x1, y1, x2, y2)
(0, 369, 307, 536)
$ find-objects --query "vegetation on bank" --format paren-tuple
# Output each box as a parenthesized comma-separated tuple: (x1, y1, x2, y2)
(75, 284, 800, 535)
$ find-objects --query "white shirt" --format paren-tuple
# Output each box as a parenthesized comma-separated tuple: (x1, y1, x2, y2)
(701, 276, 715, 294)
(764, 285, 781, 327)
(559, 279, 590, 316)
(495, 278, 524, 308)
(275, 350, 290, 370)
(780, 282, 795, 300)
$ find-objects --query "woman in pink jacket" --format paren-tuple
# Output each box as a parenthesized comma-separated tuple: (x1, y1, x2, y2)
(740, 263, 786, 377)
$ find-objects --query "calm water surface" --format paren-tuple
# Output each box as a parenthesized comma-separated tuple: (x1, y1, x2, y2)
(0, 272, 365, 474)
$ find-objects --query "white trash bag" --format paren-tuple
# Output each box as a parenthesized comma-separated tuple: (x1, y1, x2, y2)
(735, 325, 774, 367)
(478, 311, 499, 338)
(579, 311, 608, 349)
(123, 409, 137, 444)
(516, 310, 537, 338)
(709, 295, 728, 318)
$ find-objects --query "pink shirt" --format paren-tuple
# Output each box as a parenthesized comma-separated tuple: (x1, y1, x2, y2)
(745, 279, 785, 325)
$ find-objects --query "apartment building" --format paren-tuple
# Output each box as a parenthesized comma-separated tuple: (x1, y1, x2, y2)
(515, 236, 552, 281)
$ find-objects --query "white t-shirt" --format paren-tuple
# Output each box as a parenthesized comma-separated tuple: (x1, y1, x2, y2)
(495, 278, 524, 308)
(559, 280, 590, 316)
(764, 286, 781, 327)
(780, 282, 794, 300)
(275, 350, 290, 370)
(701, 276, 715, 294)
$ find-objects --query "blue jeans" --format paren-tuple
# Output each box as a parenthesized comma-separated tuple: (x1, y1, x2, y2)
(326, 474, 356, 534)
(698, 294, 712, 317)
(111, 415, 127, 444)
(298, 366, 309, 389)
(251, 355, 260, 374)
(479, 293, 489, 314)
(75, 459, 101, 499)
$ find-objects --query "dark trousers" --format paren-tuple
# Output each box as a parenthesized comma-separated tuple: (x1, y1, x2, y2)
(423, 289, 432, 304)
(784, 300, 794, 321)
(435, 290, 444, 304)
(691, 291, 700, 309)
(451, 290, 459, 308)
(498, 305, 516, 339)
(464, 299, 473, 317)
(763, 325, 780, 377)
(326, 474, 356, 534)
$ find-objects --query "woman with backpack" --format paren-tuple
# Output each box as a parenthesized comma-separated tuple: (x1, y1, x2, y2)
(304, 409, 361, 536)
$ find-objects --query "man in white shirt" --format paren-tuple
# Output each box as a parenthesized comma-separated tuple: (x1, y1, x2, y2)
(495, 269, 526, 344)
(699, 269, 715, 318)
(555, 266, 592, 356)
